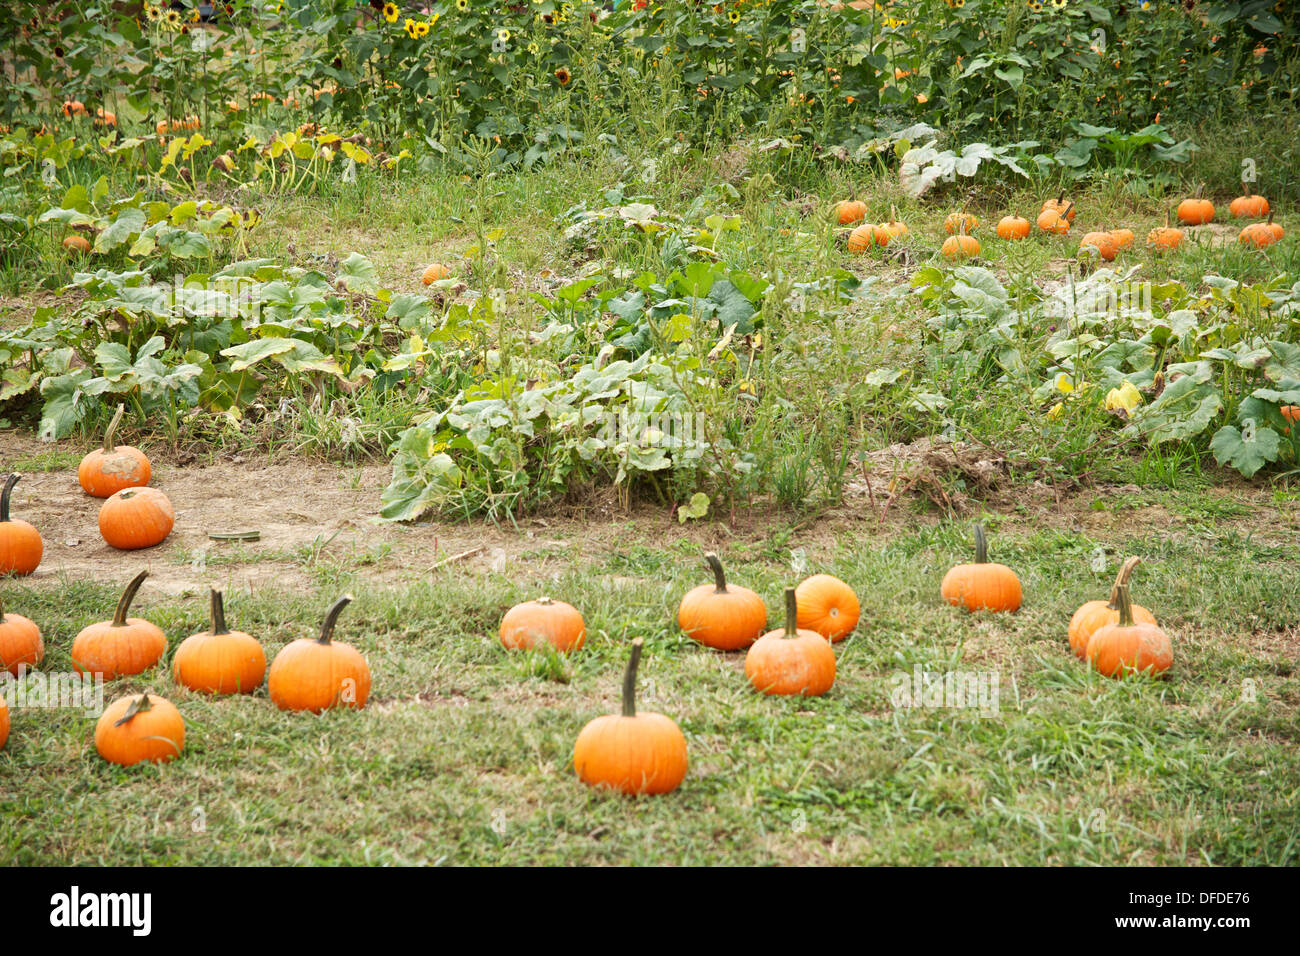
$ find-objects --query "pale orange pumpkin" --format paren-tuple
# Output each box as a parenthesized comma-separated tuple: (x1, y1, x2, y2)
(1176, 195, 1215, 226)
(78, 404, 151, 498)
(1108, 227, 1135, 250)
(0, 592, 43, 676)
(71, 570, 167, 679)
(941, 234, 980, 260)
(1086, 584, 1173, 679)
(1037, 203, 1074, 235)
(1067, 556, 1157, 659)
(940, 525, 1022, 613)
(499, 597, 586, 652)
(421, 263, 452, 284)
(1079, 230, 1119, 261)
(1041, 192, 1076, 223)
(573, 638, 688, 795)
(795, 573, 860, 642)
(745, 587, 836, 697)
(62, 235, 91, 254)
(1239, 213, 1282, 249)
(95, 692, 185, 766)
(847, 223, 877, 253)
(677, 552, 767, 651)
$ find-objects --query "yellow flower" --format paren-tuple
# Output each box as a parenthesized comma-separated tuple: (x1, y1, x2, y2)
(414, 20, 429, 37)
(1054, 373, 1077, 394)
(727, 10, 740, 23)
(1047, 402, 1064, 419)
(456, 0, 468, 10)
(164, 8, 181, 27)
(916, 93, 929, 104)
(527, 42, 540, 54)
(404, 17, 417, 38)
(383, 2, 398, 23)
(1105, 382, 1143, 414)
(189, 8, 201, 22)
(145, 5, 161, 21)
(429, 12, 439, 27)
(497, 28, 511, 42)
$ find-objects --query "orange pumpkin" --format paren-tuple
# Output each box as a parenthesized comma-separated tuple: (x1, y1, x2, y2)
(172, 589, 267, 695)
(61, 100, 87, 117)
(940, 524, 1022, 613)
(744, 587, 837, 696)
(93, 108, 116, 128)
(573, 637, 688, 795)
(795, 573, 860, 643)
(996, 215, 1031, 240)
(835, 199, 867, 225)
(95, 692, 185, 766)
(62, 235, 91, 254)
(874, 205, 909, 244)
(1067, 557, 1157, 659)
(847, 223, 877, 253)
(0, 473, 43, 576)
(1281, 405, 1299, 435)
(1108, 227, 1135, 250)
(421, 263, 452, 284)
(677, 552, 767, 650)
(1037, 203, 1074, 234)
(71, 570, 166, 679)
(1239, 213, 1281, 249)
(944, 212, 979, 235)
(1079, 230, 1118, 261)
(78, 405, 151, 498)
(1147, 219, 1184, 252)
(499, 597, 586, 652)
(941, 234, 980, 260)
(1176, 196, 1215, 226)
(1041, 192, 1076, 223)
(99, 486, 174, 550)
(1228, 184, 1269, 219)
(1086, 584, 1173, 679)
(0, 592, 43, 676)
(268, 595, 371, 712)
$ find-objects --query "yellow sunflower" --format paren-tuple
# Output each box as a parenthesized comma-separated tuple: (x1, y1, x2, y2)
(189, 8, 200, 22)
(383, 2, 398, 23)
(497, 28, 510, 42)
(727, 10, 740, 23)
(555, 66, 571, 85)
(404, 17, 417, 38)
(527, 41, 539, 55)
(456, 0, 468, 10)
(144, 5, 161, 21)
(414, 20, 429, 37)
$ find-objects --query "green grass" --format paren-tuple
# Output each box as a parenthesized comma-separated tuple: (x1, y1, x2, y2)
(2, 518, 1297, 865)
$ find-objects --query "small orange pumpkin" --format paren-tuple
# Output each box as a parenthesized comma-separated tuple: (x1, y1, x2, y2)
(940, 524, 1022, 613)
(95, 692, 185, 766)
(61, 100, 87, 117)
(745, 587, 837, 697)
(62, 235, 91, 254)
(499, 597, 586, 652)
(996, 215, 1031, 240)
(944, 212, 979, 235)
(874, 205, 909, 244)
(1176, 195, 1215, 226)
(0, 473, 43, 576)
(835, 199, 867, 225)
(1086, 584, 1173, 679)
(1228, 183, 1269, 219)
(1067, 557, 1157, 659)
(677, 552, 767, 651)
(1041, 192, 1076, 223)
(573, 637, 688, 795)
(172, 589, 267, 695)
(0, 592, 43, 676)
(1079, 230, 1119, 261)
(268, 595, 371, 712)
(1148, 210, 1184, 251)
(421, 263, 452, 284)
(99, 486, 174, 550)
(1037, 203, 1074, 235)
(78, 405, 151, 498)
(1281, 405, 1299, 435)
(847, 223, 877, 253)
(1239, 213, 1281, 249)
(71, 570, 166, 679)
(795, 573, 860, 643)
(941, 234, 980, 260)
(1108, 227, 1135, 250)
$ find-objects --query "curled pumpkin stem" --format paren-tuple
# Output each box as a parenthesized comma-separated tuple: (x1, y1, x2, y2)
(622, 637, 644, 718)
(0, 473, 19, 522)
(112, 570, 149, 628)
(114, 691, 154, 727)
(209, 588, 229, 636)
(1107, 556, 1142, 610)
(318, 594, 352, 644)
(102, 403, 125, 453)
(704, 552, 728, 593)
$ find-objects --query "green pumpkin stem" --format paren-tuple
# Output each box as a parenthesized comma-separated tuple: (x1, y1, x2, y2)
(102, 404, 125, 453)
(621, 637, 644, 718)
(0, 592, 6, 623)
(0, 473, 18, 522)
(974, 524, 989, 564)
(318, 594, 352, 644)
(1114, 583, 1135, 628)
(114, 691, 154, 727)
(783, 586, 798, 639)
(704, 552, 728, 593)
(112, 571, 149, 628)
(1107, 556, 1141, 610)
(209, 588, 229, 635)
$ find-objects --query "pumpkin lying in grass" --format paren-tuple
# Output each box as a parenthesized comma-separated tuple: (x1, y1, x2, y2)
(62, 235, 91, 254)
(573, 637, 688, 796)
(941, 525, 1022, 613)
(0, 592, 43, 676)
(944, 212, 979, 235)
(677, 552, 766, 650)
(1085, 584, 1172, 679)
(1040, 192, 1076, 223)
(1068, 557, 1156, 659)
(941, 233, 979, 260)
(268, 595, 371, 712)
(499, 597, 586, 652)
(835, 199, 867, 225)
(1148, 211, 1184, 252)
(996, 215, 1030, 240)
(847, 223, 877, 253)
(1109, 227, 1135, 251)
(795, 573, 859, 642)
(745, 587, 836, 697)
(173, 589, 267, 695)
(1176, 194, 1215, 226)
(1239, 213, 1282, 249)
(1229, 183, 1269, 219)
(1079, 230, 1118, 261)
(1037, 203, 1074, 235)
(95, 692, 185, 766)
(873, 206, 908, 245)
(99, 486, 173, 551)
(71, 571, 166, 679)
(78, 404, 151, 498)
(421, 263, 452, 284)
(0, 473, 43, 576)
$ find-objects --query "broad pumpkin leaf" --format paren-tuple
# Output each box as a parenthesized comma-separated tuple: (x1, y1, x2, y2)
(1210, 425, 1280, 478)
(94, 206, 146, 253)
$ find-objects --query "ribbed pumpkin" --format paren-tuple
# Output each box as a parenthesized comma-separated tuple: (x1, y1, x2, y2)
(95, 692, 185, 766)
(573, 638, 688, 796)
(944, 212, 979, 235)
(172, 589, 266, 695)
(677, 552, 766, 651)
(1068, 557, 1157, 659)
(71, 571, 166, 679)
(1228, 184, 1269, 219)
(268, 595, 371, 712)
(1086, 584, 1173, 679)
(0, 473, 43, 576)
(1080, 230, 1119, 261)
(1239, 213, 1282, 249)
(499, 597, 586, 652)
(835, 199, 867, 225)
(1109, 227, 1135, 250)
(940, 525, 1022, 613)
(1176, 195, 1215, 226)
(847, 223, 877, 253)
(78, 405, 151, 498)
(1040, 192, 1076, 223)
(996, 215, 1031, 240)
(745, 587, 836, 697)
(941, 234, 980, 260)
(795, 573, 860, 642)
(0, 592, 43, 676)
(99, 486, 174, 550)
(421, 263, 452, 284)
(1037, 203, 1074, 234)
(1148, 212, 1184, 251)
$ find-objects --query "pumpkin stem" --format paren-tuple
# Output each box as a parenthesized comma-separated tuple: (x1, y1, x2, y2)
(782, 586, 798, 639)
(973, 524, 988, 564)
(1114, 583, 1135, 628)
(0, 592, 6, 624)
(0, 473, 18, 523)
(1242, 181, 1252, 198)
(112, 570, 149, 628)
(704, 552, 728, 593)
(318, 594, 352, 644)
(890, 203, 899, 224)
(102, 403, 125, 453)
(114, 691, 155, 727)
(621, 637, 644, 718)
(209, 588, 229, 636)
(1106, 556, 1141, 610)
(1056, 190, 1065, 204)
(1062, 202, 1074, 221)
